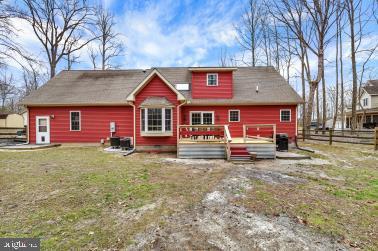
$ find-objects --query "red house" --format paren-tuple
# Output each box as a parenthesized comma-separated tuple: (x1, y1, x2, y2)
(22, 67, 302, 159)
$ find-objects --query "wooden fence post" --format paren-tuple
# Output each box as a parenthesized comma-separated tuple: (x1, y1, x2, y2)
(329, 129, 333, 145)
(375, 127, 378, 150)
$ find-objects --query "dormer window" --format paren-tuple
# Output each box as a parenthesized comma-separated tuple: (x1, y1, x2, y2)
(207, 73, 218, 86)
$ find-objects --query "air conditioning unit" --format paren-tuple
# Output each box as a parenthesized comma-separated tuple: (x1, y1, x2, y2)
(124, 137, 133, 146)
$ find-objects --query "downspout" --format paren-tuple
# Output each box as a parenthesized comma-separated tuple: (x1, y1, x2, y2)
(26, 106, 30, 144)
(176, 100, 187, 158)
(128, 101, 137, 150)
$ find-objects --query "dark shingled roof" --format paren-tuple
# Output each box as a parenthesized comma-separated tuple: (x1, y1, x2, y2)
(363, 80, 378, 95)
(21, 66, 303, 106)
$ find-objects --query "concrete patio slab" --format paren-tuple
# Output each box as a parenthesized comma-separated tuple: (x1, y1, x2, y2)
(276, 151, 311, 160)
(0, 144, 61, 150)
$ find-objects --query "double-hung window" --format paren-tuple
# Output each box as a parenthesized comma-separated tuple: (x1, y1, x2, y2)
(70, 111, 81, 131)
(190, 112, 214, 125)
(141, 108, 172, 135)
(229, 110, 240, 122)
(280, 109, 291, 122)
(207, 73, 218, 86)
(363, 98, 368, 107)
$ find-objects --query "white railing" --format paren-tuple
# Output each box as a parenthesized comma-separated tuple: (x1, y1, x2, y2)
(243, 124, 276, 144)
(224, 125, 232, 160)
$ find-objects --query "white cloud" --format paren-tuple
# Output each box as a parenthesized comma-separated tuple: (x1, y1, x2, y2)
(116, 0, 241, 67)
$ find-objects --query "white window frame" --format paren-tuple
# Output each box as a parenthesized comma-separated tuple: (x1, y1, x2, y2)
(363, 97, 368, 107)
(206, 73, 218, 86)
(140, 108, 173, 135)
(190, 111, 215, 125)
(70, 111, 81, 131)
(228, 110, 240, 122)
(280, 109, 291, 122)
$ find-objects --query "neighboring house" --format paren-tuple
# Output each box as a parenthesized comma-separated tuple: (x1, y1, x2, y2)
(346, 80, 378, 129)
(325, 118, 343, 130)
(21, 67, 302, 156)
(21, 111, 28, 127)
(0, 113, 24, 128)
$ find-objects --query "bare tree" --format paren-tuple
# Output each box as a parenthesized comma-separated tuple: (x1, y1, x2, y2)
(269, 0, 336, 132)
(0, 1, 36, 67)
(0, 71, 16, 111)
(22, 61, 47, 97)
(345, 0, 378, 130)
(89, 5, 123, 70)
(65, 51, 80, 70)
(235, 0, 265, 66)
(18, 0, 95, 78)
(332, 2, 341, 129)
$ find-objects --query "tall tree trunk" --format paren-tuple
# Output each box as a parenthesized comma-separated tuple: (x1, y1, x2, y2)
(319, 43, 327, 131)
(340, 6, 345, 131)
(300, 43, 306, 139)
(102, 38, 106, 70)
(333, 9, 340, 129)
(306, 82, 318, 131)
(348, 0, 358, 130)
(316, 85, 320, 128)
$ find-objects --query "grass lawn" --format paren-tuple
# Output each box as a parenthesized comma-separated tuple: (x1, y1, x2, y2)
(235, 141, 378, 249)
(0, 147, 227, 250)
(0, 142, 377, 249)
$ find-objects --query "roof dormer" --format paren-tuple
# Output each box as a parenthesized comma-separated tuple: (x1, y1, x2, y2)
(189, 67, 237, 99)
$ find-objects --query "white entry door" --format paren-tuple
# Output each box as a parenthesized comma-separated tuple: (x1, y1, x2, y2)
(36, 116, 50, 144)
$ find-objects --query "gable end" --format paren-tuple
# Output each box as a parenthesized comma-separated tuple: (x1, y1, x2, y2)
(127, 69, 186, 102)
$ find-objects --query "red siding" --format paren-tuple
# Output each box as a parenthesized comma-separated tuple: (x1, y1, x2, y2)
(135, 75, 180, 146)
(29, 106, 133, 143)
(191, 72, 233, 99)
(181, 105, 297, 141)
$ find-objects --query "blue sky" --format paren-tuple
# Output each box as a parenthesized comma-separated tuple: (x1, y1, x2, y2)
(7, 0, 378, 95)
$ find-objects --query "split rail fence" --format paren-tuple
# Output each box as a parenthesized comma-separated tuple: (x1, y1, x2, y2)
(297, 127, 378, 150)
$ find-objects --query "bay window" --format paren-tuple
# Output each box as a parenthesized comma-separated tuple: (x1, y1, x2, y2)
(141, 108, 172, 136)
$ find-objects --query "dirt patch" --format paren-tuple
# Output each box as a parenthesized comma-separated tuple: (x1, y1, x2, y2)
(127, 164, 346, 250)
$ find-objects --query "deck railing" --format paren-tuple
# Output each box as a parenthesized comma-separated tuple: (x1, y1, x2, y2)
(178, 124, 233, 160)
(178, 124, 226, 142)
(243, 124, 276, 144)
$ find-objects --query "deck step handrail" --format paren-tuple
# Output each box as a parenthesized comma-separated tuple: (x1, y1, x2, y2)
(224, 125, 232, 160)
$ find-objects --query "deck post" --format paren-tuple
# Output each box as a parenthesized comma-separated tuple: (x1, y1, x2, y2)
(375, 127, 378, 150)
(243, 125, 246, 143)
(329, 129, 333, 145)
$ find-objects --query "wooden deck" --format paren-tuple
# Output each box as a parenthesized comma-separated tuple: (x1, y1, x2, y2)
(177, 124, 276, 159)
(179, 137, 273, 144)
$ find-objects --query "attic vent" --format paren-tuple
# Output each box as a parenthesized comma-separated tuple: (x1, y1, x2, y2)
(176, 83, 190, 91)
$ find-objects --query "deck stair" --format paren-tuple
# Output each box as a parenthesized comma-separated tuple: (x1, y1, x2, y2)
(230, 146, 251, 161)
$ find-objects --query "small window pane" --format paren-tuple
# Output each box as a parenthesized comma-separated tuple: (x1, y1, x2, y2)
(229, 110, 239, 122)
(38, 119, 47, 132)
(191, 113, 201, 125)
(141, 109, 145, 131)
(202, 113, 213, 124)
(147, 108, 162, 131)
(207, 74, 218, 86)
(165, 108, 172, 131)
(71, 112, 80, 131)
(281, 110, 291, 122)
